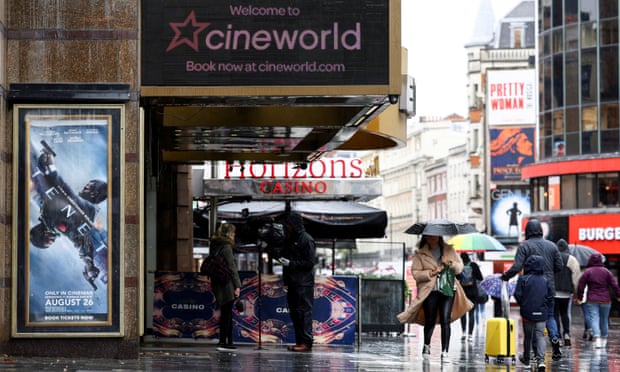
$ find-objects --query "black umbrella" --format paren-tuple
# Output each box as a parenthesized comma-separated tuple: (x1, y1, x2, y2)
(405, 219, 477, 236)
(568, 244, 605, 267)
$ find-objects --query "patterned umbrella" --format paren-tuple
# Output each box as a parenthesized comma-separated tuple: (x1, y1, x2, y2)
(479, 274, 516, 299)
(447, 233, 506, 252)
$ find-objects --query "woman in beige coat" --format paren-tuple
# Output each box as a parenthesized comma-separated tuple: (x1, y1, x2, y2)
(397, 234, 473, 358)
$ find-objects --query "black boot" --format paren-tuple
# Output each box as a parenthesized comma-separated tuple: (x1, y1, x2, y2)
(551, 340, 562, 360)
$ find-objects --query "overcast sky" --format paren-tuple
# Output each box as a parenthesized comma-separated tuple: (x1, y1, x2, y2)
(402, 0, 525, 118)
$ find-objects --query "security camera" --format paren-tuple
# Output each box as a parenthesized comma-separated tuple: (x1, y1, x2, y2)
(388, 95, 399, 105)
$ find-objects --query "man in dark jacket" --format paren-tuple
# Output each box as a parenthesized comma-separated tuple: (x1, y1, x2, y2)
(279, 212, 316, 352)
(514, 255, 553, 371)
(501, 218, 563, 360)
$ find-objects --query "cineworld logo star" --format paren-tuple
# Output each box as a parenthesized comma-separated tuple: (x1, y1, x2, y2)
(166, 10, 361, 53)
(166, 11, 210, 52)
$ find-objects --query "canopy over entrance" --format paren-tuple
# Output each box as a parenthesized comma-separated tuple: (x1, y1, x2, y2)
(196, 200, 387, 240)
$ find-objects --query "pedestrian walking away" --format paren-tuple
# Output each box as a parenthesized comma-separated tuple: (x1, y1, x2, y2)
(576, 253, 620, 349)
(554, 239, 581, 347)
(501, 218, 564, 360)
(397, 234, 473, 359)
(457, 252, 483, 342)
(278, 212, 317, 352)
(514, 255, 553, 371)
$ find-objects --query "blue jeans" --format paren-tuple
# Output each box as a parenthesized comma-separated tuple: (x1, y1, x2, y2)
(546, 297, 560, 342)
(583, 302, 612, 338)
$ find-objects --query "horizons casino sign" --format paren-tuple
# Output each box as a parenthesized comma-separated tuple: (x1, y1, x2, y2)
(222, 158, 365, 196)
(142, 0, 391, 86)
(201, 158, 382, 199)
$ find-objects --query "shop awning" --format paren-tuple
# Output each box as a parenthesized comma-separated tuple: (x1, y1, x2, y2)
(196, 200, 387, 240)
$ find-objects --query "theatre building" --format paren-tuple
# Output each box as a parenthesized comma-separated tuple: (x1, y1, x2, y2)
(522, 0, 620, 289)
(0, 1, 409, 358)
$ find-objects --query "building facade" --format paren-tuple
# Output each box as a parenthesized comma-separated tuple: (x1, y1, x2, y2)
(0, 0, 407, 358)
(522, 0, 620, 265)
(364, 116, 469, 255)
(466, 0, 536, 240)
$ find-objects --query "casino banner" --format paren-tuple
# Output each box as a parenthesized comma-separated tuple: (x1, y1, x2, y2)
(153, 272, 358, 345)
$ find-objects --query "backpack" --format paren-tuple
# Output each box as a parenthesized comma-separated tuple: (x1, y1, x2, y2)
(200, 245, 233, 285)
(554, 253, 574, 293)
(458, 262, 475, 286)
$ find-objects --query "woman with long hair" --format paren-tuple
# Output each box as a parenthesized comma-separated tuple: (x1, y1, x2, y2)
(397, 234, 473, 359)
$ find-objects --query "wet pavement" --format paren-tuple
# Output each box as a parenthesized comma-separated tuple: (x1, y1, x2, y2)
(1, 305, 620, 371)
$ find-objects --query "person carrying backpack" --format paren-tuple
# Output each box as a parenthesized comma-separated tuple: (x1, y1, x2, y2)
(457, 252, 483, 341)
(553, 239, 581, 347)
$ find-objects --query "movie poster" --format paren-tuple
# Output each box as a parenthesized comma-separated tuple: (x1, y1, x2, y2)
(13, 105, 122, 336)
(489, 127, 535, 181)
(490, 185, 531, 237)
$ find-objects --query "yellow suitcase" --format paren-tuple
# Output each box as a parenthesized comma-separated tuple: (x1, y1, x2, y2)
(484, 317, 516, 365)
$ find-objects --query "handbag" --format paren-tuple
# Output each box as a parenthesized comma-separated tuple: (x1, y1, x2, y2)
(200, 245, 233, 285)
(476, 283, 489, 304)
(437, 267, 455, 297)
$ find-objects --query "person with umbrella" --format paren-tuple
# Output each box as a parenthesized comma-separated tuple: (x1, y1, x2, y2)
(500, 218, 564, 361)
(397, 229, 473, 359)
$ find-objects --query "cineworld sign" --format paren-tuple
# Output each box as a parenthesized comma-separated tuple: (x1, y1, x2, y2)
(142, 0, 391, 86)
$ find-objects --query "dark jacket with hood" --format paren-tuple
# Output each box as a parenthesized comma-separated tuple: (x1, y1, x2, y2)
(281, 212, 316, 287)
(502, 219, 563, 295)
(208, 235, 242, 305)
(514, 255, 553, 322)
(577, 253, 620, 303)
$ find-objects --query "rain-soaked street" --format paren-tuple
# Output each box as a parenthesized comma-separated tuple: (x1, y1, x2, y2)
(1, 304, 619, 371)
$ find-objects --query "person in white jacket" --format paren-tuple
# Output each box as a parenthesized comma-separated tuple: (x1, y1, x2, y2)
(553, 239, 581, 347)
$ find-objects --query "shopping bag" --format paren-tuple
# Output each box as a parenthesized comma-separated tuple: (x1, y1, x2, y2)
(438, 267, 455, 297)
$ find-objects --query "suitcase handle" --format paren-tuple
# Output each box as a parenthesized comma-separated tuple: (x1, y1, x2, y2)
(506, 318, 512, 354)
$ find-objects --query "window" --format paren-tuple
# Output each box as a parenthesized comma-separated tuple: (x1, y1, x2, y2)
(561, 175, 577, 209)
(577, 174, 597, 208)
(600, 46, 619, 102)
(581, 49, 597, 104)
(598, 173, 619, 207)
(565, 51, 579, 106)
(514, 28, 523, 48)
(565, 0, 578, 24)
(553, 110, 564, 134)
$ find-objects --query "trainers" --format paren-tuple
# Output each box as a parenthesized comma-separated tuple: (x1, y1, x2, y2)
(518, 354, 530, 367)
(594, 337, 603, 349)
(563, 334, 571, 347)
(441, 351, 449, 359)
(217, 344, 237, 351)
(468, 335, 473, 342)
(461, 334, 467, 340)
(422, 344, 430, 357)
(537, 361, 546, 371)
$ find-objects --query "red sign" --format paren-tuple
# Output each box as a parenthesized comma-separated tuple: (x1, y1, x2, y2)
(223, 158, 365, 179)
(569, 214, 620, 254)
